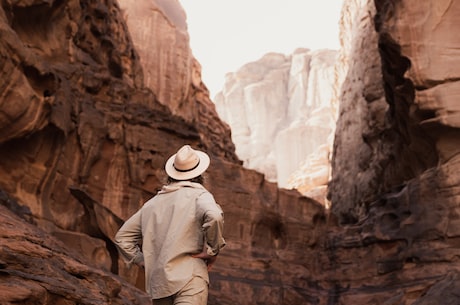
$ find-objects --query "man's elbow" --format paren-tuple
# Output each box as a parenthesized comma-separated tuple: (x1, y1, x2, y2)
(114, 231, 126, 249)
(208, 210, 224, 223)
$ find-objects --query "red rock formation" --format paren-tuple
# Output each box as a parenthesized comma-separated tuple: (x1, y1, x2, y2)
(0, 0, 236, 302)
(326, 0, 460, 303)
(0, 0, 315, 303)
(118, 0, 238, 163)
(0, 195, 150, 304)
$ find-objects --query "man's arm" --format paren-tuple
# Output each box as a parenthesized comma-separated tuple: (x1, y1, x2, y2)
(114, 210, 144, 267)
(195, 192, 226, 268)
(202, 207, 225, 256)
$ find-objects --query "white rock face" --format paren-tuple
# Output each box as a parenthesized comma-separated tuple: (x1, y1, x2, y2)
(214, 48, 338, 194)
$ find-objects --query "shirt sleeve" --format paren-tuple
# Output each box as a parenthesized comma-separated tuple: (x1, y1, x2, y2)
(197, 192, 226, 256)
(114, 209, 144, 267)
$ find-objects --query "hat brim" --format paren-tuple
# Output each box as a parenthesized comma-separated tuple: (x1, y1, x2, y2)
(165, 150, 210, 180)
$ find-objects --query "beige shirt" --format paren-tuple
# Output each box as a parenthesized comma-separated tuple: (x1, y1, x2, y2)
(114, 181, 225, 299)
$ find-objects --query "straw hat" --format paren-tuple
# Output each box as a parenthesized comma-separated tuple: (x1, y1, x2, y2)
(165, 145, 210, 180)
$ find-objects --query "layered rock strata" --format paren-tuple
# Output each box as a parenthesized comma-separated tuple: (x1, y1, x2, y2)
(118, 0, 238, 162)
(0, 196, 150, 304)
(325, 0, 460, 303)
(0, 0, 235, 302)
(0, 0, 325, 303)
(329, 0, 459, 223)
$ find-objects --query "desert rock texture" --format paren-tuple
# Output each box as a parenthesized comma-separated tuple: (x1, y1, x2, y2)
(327, 0, 460, 303)
(0, 0, 459, 304)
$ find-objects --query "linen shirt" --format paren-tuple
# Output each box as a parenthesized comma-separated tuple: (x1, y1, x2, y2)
(114, 181, 225, 299)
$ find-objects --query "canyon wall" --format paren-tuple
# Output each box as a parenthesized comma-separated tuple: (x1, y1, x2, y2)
(0, 0, 236, 303)
(214, 49, 337, 202)
(0, 0, 459, 304)
(0, 0, 327, 303)
(329, 0, 460, 222)
(325, 0, 460, 303)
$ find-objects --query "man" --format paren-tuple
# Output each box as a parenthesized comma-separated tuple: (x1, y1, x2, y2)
(115, 145, 226, 305)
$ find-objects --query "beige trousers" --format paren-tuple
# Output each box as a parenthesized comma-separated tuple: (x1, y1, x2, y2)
(153, 277, 208, 305)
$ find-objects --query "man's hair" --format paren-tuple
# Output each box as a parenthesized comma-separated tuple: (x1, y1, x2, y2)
(167, 175, 204, 185)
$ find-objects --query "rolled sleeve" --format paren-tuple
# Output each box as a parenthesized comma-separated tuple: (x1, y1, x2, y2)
(197, 192, 226, 256)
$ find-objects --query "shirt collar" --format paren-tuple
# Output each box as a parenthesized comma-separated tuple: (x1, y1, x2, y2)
(158, 181, 205, 194)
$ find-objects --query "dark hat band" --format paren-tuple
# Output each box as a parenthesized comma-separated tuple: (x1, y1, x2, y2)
(173, 160, 200, 172)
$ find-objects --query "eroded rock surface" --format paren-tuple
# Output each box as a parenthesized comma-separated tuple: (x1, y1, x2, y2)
(0, 0, 326, 303)
(326, 0, 460, 302)
(329, 0, 459, 222)
(118, 0, 237, 162)
(0, 197, 150, 304)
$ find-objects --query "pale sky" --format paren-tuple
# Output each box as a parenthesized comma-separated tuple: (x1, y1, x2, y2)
(178, 0, 343, 98)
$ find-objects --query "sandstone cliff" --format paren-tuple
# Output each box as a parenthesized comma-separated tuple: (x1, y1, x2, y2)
(0, 0, 459, 304)
(0, 0, 325, 303)
(214, 48, 337, 201)
(0, 0, 236, 303)
(329, 0, 459, 222)
(326, 0, 460, 303)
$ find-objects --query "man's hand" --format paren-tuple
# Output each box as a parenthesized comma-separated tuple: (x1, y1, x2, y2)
(192, 248, 217, 271)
